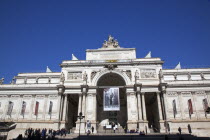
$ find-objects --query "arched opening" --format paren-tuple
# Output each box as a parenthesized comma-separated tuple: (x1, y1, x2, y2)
(96, 72, 127, 132)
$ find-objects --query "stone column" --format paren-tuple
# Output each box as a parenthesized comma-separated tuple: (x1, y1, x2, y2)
(191, 92, 198, 120)
(178, 92, 185, 120)
(62, 95, 68, 121)
(157, 92, 165, 133)
(157, 92, 163, 120)
(43, 95, 47, 120)
(78, 94, 82, 115)
(142, 93, 147, 120)
(82, 93, 86, 117)
(140, 92, 149, 133)
(126, 87, 138, 131)
(137, 92, 143, 121)
(30, 95, 36, 120)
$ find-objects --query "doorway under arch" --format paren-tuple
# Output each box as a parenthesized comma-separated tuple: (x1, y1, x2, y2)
(96, 72, 128, 131)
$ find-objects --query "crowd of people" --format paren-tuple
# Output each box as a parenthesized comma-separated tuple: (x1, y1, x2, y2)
(16, 128, 67, 140)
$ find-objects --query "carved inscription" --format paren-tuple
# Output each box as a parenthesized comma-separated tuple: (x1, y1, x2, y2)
(67, 72, 82, 80)
(141, 69, 156, 78)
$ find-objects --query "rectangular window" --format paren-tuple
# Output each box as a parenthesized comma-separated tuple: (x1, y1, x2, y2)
(172, 99, 177, 118)
(188, 99, 193, 117)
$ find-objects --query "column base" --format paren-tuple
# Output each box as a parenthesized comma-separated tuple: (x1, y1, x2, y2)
(127, 120, 138, 131)
(159, 120, 165, 133)
(74, 120, 86, 133)
(138, 120, 150, 134)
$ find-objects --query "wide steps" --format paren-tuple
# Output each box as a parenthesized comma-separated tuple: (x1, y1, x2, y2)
(56, 134, 210, 140)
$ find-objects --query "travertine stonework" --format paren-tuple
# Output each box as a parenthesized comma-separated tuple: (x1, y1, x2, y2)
(0, 36, 210, 139)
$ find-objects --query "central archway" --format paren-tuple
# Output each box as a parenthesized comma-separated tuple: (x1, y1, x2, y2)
(96, 72, 127, 132)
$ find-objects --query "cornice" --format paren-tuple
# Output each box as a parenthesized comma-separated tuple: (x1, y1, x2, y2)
(167, 84, 210, 88)
(60, 61, 164, 68)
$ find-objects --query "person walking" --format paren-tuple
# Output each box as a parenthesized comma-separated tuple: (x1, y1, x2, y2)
(178, 127, 182, 135)
(188, 124, 192, 134)
(91, 126, 94, 134)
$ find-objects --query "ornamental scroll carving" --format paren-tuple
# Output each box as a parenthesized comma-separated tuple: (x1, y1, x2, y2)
(67, 72, 82, 80)
(91, 71, 97, 80)
(141, 69, 156, 78)
(125, 70, 132, 80)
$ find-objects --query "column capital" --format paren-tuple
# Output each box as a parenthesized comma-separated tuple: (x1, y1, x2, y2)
(134, 83, 142, 92)
(141, 92, 146, 95)
(81, 85, 89, 94)
(57, 85, 65, 95)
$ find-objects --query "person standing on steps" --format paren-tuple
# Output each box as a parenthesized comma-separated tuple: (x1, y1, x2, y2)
(91, 126, 94, 134)
(178, 127, 182, 135)
(188, 124, 192, 134)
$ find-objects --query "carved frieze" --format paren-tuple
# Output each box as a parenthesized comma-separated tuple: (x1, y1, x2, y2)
(140, 69, 156, 78)
(67, 72, 82, 80)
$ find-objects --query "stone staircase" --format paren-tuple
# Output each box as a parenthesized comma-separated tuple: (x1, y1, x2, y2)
(97, 126, 124, 133)
(56, 134, 210, 140)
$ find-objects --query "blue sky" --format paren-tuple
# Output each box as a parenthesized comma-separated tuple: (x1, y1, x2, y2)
(0, 0, 210, 83)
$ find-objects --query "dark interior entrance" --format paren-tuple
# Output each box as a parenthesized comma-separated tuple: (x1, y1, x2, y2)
(66, 94, 79, 130)
(145, 92, 160, 132)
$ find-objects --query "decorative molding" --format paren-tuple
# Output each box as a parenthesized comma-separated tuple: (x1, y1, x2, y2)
(23, 95, 32, 98)
(167, 92, 177, 96)
(181, 92, 191, 96)
(36, 95, 45, 99)
(11, 95, 20, 98)
(195, 91, 206, 95)
(0, 95, 8, 98)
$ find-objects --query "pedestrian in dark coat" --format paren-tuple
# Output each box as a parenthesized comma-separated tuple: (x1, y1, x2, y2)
(188, 124, 192, 134)
(91, 126, 94, 133)
(178, 127, 182, 135)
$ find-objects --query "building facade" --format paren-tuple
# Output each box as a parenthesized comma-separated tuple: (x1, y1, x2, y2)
(0, 36, 210, 138)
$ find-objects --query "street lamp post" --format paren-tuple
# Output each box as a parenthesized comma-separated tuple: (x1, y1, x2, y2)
(77, 112, 85, 140)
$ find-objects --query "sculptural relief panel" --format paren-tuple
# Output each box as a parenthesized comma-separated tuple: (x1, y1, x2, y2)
(67, 72, 82, 80)
(140, 69, 156, 79)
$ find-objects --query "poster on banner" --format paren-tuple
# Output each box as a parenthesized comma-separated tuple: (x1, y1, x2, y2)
(103, 88, 120, 111)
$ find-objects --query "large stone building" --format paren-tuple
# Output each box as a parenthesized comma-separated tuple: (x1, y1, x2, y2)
(0, 36, 210, 138)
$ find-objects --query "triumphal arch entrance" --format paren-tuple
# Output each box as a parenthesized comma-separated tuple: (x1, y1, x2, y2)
(59, 35, 165, 134)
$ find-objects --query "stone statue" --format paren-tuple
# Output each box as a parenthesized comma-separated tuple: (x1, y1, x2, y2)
(103, 40, 108, 48)
(108, 35, 114, 42)
(11, 77, 15, 84)
(201, 72, 205, 80)
(24, 77, 27, 84)
(174, 73, 177, 80)
(83, 71, 88, 81)
(135, 70, 140, 80)
(113, 40, 119, 48)
(159, 69, 163, 79)
(60, 72, 65, 82)
(36, 77, 39, 84)
(0, 78, 4, 85)
(102, 35, 120, 48)
(48, 77, 51, 84)
(188, 72, 191, 80)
